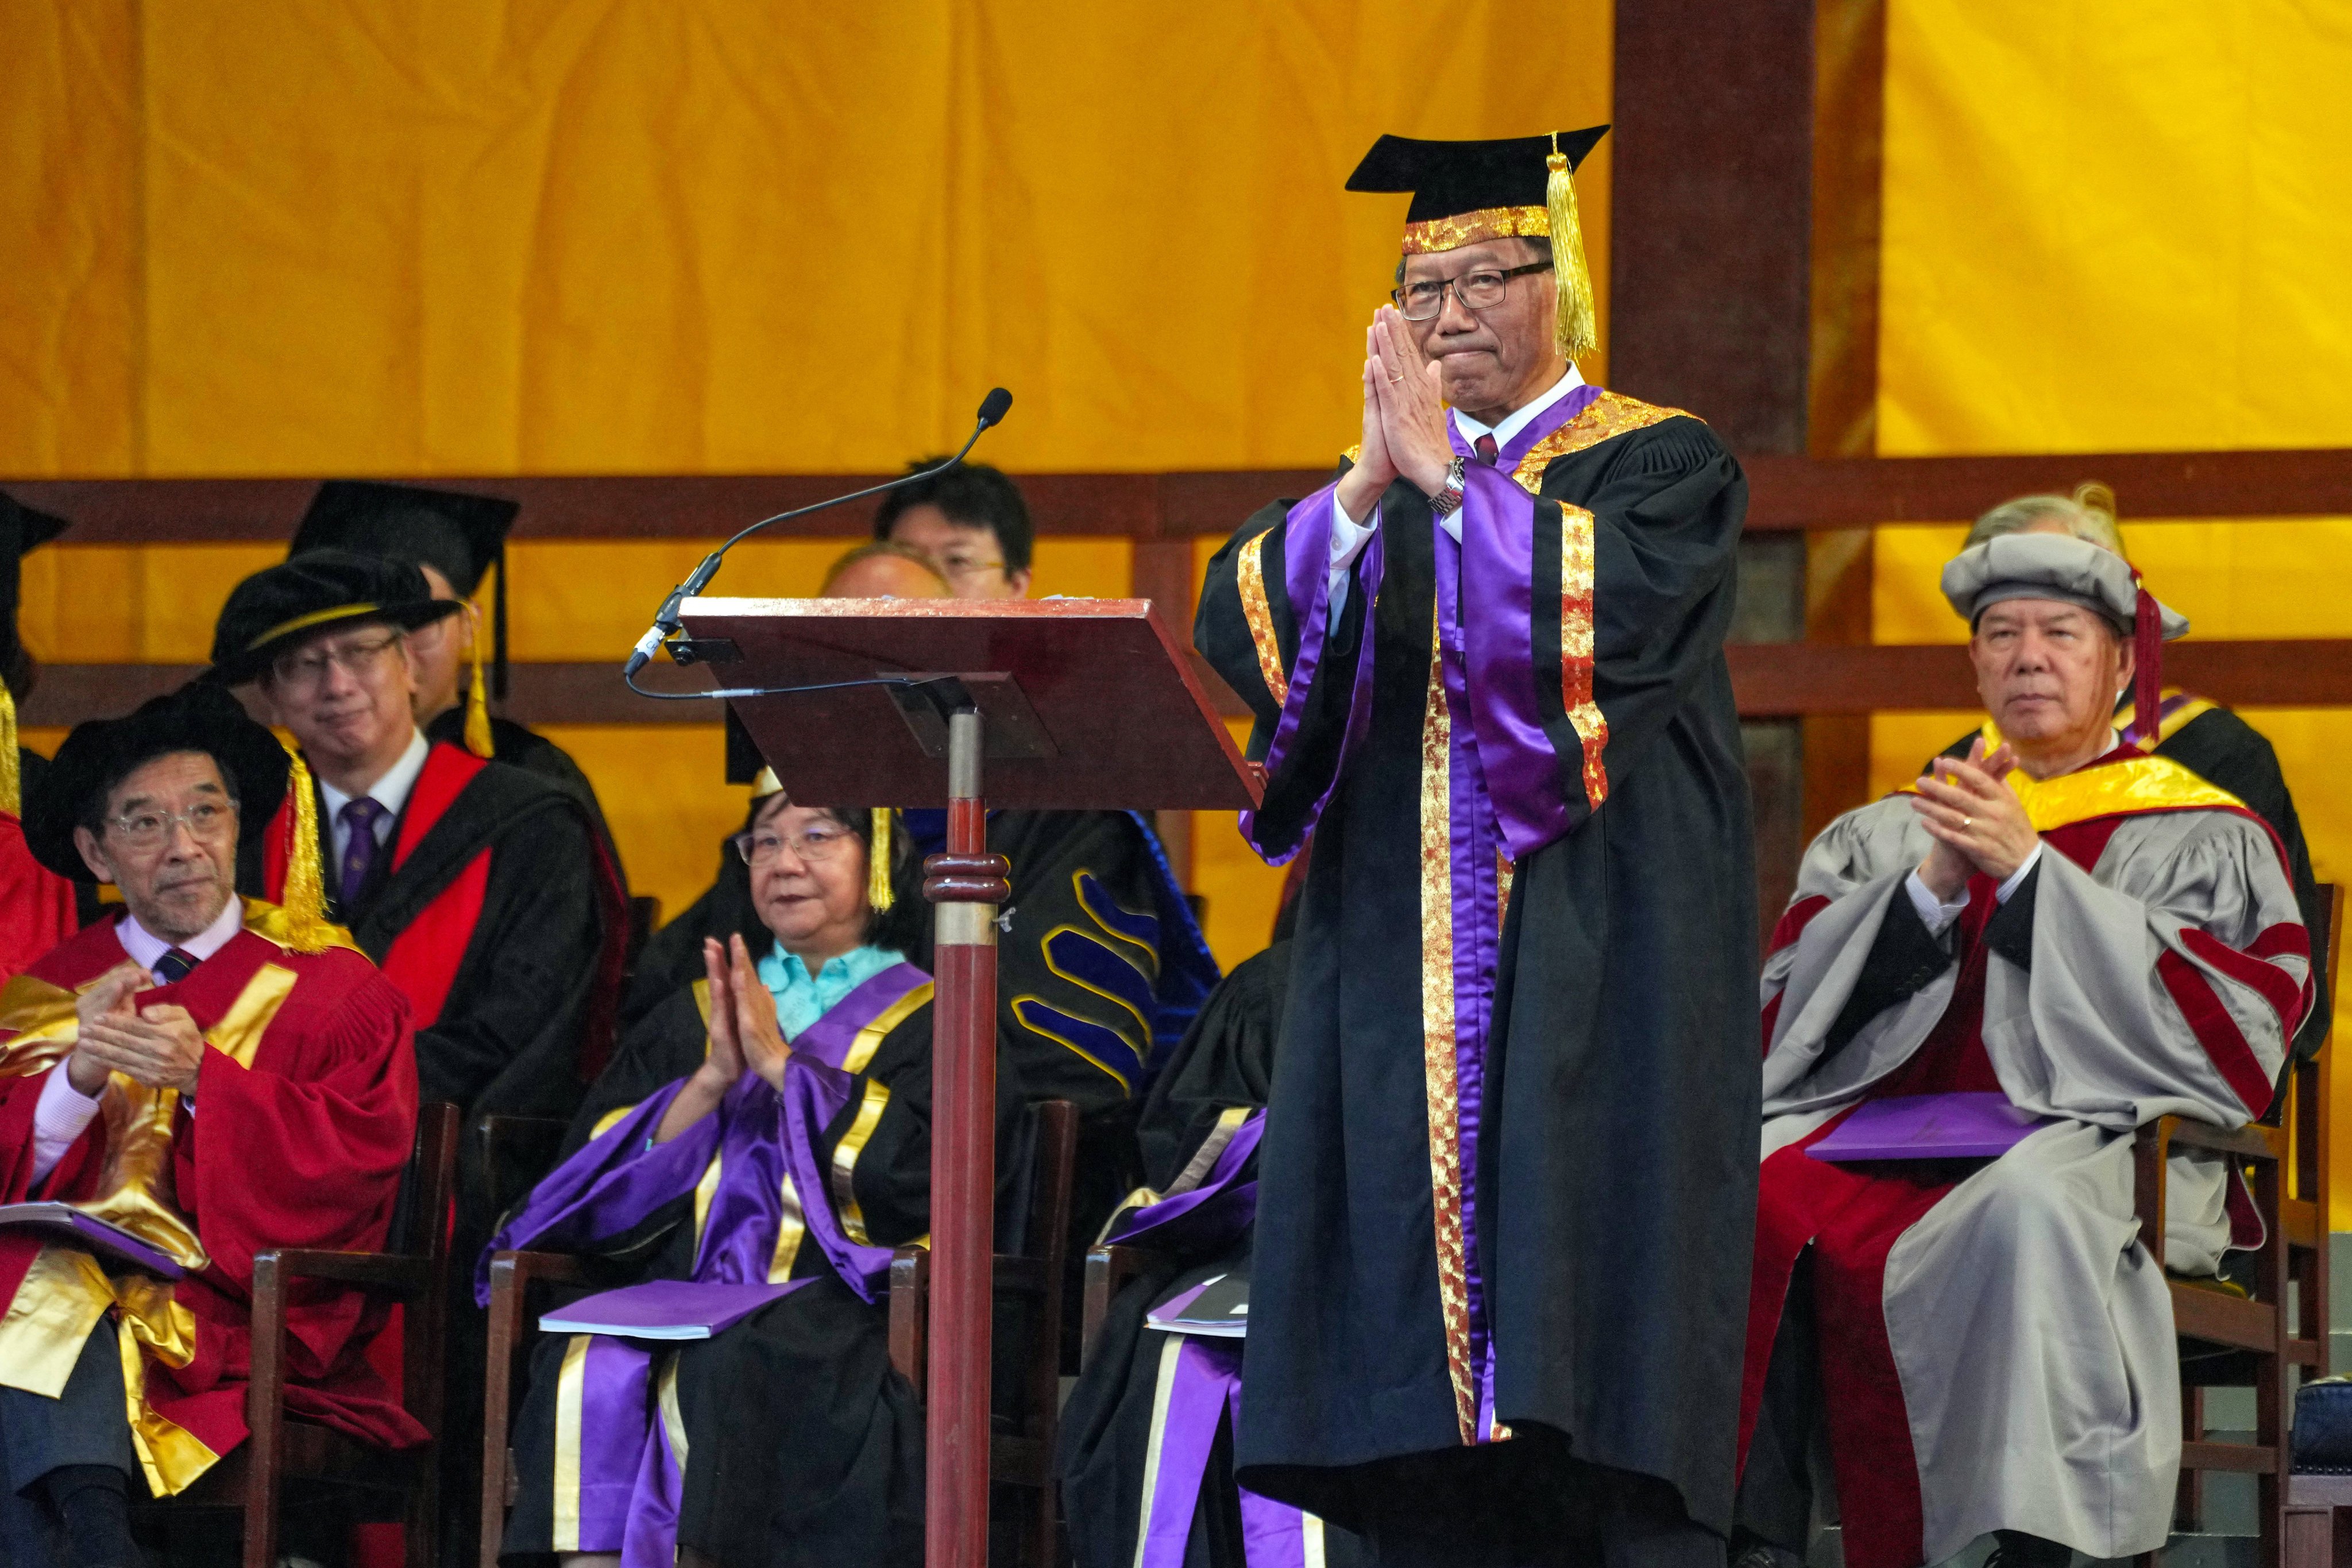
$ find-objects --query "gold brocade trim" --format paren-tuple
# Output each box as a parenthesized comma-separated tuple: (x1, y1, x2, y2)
(767, 1164, 806, 1282)
(1235, 527, 1291, 706)
(845, 982, 930, 1075)
(1558, 502, 1610, 807)
(1924, 725, 2250, 833)
(1400, 204, 1550, 256)
(657, 1353, 690, 1473)
(691, 1153, 724, 1259)
(550, 1333, 591, 1551)
(830, 1081, 891, 1245)
(1130, 1334, 1187, 1561)
(1496, 854, 1515, 935)
(1509, 391, 1693, 495)
(245, 602, 382, 652)
(1416, 606, 1477, 1444)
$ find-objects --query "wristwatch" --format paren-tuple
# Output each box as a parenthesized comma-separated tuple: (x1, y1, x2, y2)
(1427, 456, 1468, 519)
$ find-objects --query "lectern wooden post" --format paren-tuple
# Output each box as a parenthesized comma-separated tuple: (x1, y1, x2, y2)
(672, 597, 1260, 1568)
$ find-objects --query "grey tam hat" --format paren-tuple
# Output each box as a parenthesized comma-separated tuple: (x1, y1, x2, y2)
(1940, 532, 2188, 641)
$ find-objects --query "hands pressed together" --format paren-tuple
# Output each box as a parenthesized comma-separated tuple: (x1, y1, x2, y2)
(68, 961, 204, 1098)
(1336, 306, 1457, 522)
(1910, 738, 2039, 902)
(655, 934, 793, 1144)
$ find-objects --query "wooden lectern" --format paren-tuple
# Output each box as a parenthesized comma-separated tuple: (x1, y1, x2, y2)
(674, 596, 1261, 1568)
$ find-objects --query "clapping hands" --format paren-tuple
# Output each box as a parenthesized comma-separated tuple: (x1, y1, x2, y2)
(1911, 738, 2038, 901)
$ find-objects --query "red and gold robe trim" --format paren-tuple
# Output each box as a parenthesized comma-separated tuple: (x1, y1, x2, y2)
(1509, 390, 1694, 494)
(1416, 607, 1477, 1443)
(1558, 501, 1611, 807)
(1922, 729, 2252, 836)
(1236, 526, 1291, 707)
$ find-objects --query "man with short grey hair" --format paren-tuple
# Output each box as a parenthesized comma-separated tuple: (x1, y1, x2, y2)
(1737, 532, 2311, 1568)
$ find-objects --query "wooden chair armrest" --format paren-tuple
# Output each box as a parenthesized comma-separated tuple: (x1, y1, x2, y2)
(480, 1248, 592, 1568)
(888, 1247, 929, 1393)
(1082, 1243, 1169, 1371)
(487, 1249, 592, 1290)
(2163, 1118, 2284, 1161)
(256, 1248, 431, 1292)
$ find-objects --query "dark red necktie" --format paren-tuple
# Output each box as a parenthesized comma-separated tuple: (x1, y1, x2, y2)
(1473, 433, 1499, 465)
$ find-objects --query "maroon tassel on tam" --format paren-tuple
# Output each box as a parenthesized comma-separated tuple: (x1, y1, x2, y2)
(2128, 567, 2163, 751)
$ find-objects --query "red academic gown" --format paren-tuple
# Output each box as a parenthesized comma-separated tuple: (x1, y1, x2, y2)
(0, 808, 78, 986)
(0, 907, 425, 1492)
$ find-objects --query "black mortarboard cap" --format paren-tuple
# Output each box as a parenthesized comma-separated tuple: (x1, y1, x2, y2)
(26, 681, 292, 882)
(1346, 127, 1608, 225)
(1, 491, 69, 687)
(293, 481, 519, 699)
(208, 549, 461, 686)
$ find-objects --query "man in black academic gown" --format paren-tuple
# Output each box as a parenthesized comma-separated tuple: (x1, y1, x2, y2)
(1933, 484, 2331, 1060)
(0, 493, 88, 972)
(211, 549, 620, 1138)
(1196, 130, 1758, 1566)
(289, 479, 627, 892)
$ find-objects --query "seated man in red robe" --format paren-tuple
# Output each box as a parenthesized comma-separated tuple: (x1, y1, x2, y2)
(0, 682, 421, 1566)
(1736, 535, 2310, 1568)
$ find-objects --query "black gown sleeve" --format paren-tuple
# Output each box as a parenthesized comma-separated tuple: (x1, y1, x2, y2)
(1821, 889, 1956, 1064)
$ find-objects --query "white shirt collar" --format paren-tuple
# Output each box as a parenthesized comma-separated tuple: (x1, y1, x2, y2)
(317, 728, 432, 826)
(118, 894, 246, 977)
(1451, 364, 1587, 451)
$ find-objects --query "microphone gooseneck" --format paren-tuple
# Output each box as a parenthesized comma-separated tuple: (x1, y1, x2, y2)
(620, 387, 1014, 679)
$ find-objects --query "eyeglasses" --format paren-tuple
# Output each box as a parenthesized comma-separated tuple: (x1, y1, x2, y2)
(109, 801, 236, 852)
(936, 553, 1006, 583)
(732, 823, 860, 867)
(1392, 260, 1554, 322)
(270, 631, 404, 689)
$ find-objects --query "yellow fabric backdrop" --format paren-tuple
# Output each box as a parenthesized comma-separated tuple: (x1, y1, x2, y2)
(2, 0, 1611, 972)
(1877, 1, 2352, 1216)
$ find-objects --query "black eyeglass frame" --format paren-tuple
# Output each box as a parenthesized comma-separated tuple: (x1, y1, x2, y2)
(1391, 259, 1555, 322)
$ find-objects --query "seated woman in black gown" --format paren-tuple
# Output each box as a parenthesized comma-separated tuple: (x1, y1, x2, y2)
(478, 796, 1018, 1568)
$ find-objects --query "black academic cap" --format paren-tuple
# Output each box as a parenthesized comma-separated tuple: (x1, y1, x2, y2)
(1, 492, 70, 693)
(295, 481, 519, 699)
(291, 481, 516, 597)
(26, 681, 291, 882)
(208, 549, 461, 687)
(1346, 127, 1609, 224)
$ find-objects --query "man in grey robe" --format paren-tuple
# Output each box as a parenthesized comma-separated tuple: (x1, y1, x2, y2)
(1733, 533, 2312, 1568)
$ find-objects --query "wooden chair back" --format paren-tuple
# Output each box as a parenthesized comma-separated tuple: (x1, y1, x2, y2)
(155, 1099, 460, 1568)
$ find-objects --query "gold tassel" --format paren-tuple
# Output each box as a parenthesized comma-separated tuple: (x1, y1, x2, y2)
(1547, 133, 1598, 363)
(463, 643, 494, 758)
(0, 682, 18, 817)
(868, 807, 895, 912)
(273, 739, 336, 955)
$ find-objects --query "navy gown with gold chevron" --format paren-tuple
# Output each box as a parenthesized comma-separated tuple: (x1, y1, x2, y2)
(478, 952, 1021, 1568)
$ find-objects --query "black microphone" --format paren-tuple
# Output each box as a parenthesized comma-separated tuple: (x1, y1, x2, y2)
(623, 388, 1014, 678)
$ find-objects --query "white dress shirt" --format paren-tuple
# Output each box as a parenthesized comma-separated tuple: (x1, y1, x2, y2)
(29, 895, 246, 1183)
(1903, 844, 2044, 937)
(318, 728, 431, 871)
(1326, 365, 1589, 621)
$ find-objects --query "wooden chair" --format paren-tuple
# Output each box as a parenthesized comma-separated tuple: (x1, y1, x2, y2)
(2133, 882, 2339, 1568)
(1081, 1241, 1168, 1372)
(478, 1097, 1079, 1568)
(148, 1100, 459, 1568)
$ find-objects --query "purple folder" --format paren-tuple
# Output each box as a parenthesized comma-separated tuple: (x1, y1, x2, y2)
(1806, 1092, 2053, 1163)
(0, 1202, 187, 1279)
(538, 1278, 808, 1341)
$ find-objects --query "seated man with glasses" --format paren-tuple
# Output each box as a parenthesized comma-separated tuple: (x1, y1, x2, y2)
(482, 793, 1019, 1568)
(0, 682, 420, 1566)
(210, 550, 621, 1144)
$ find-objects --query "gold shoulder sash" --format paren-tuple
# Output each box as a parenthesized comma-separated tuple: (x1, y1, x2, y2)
(1908, 725, 2250, 835)
(1511, 390, 1695, 495)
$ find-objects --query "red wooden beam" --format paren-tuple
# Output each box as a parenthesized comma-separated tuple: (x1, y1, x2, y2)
(8, 449, 2347, 544)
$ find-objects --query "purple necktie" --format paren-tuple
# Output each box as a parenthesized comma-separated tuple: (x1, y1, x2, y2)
(1473, 432, 1499, 465)
(338, 797, 387, 909)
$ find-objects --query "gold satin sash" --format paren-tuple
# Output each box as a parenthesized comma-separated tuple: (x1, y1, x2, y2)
(0, 943, 302, 1494)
